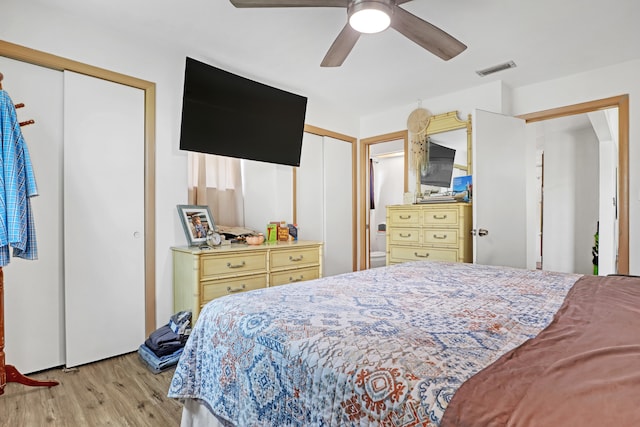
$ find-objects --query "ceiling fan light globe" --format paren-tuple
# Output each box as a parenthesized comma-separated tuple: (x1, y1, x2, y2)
(348, 1, 391, 34)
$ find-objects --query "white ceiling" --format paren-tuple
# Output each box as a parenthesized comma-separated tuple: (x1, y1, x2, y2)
(33, 0, 640, 116)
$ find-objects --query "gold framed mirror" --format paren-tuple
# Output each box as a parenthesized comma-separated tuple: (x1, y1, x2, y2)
(408, 110, 472, 199)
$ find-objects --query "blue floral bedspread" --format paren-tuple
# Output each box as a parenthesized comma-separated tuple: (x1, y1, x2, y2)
(169, 261, 581, 426)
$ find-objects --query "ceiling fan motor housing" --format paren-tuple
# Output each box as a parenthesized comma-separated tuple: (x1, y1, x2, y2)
(348, 0, 394, 33)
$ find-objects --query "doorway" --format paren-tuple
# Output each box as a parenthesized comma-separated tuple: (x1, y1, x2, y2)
(531, 109, 617, 274)
(519, 96, 628, 274)
(359, 131, 408, 270)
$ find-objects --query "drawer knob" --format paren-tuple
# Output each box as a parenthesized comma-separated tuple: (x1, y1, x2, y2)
(414, 251, 430, 258)
(399, 215, 412, 219)
(433, 214, 447, 220)
(399, 233, 412, 238)
(226, 261, 246, 269)
(289, 255, 304, 262)
(433, 234, 447, 239)
(289, 275, 304, 282)
(226, 284, 247, 293)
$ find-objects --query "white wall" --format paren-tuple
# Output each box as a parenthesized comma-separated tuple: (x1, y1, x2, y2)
(542, 128, 599, 274)
(360, 81, 509, 138)
(598, 140, 617, 274)
(1, 0, 358, 326)
(242, 159, 293, 234)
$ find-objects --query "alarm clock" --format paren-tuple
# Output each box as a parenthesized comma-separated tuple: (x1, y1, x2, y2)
(206, 230, 222, 247)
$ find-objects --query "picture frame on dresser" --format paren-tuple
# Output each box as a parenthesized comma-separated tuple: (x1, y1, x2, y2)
(177, 204, 215, 247)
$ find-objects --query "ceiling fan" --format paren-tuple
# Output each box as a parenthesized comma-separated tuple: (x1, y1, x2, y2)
(229, 0, 467, 67)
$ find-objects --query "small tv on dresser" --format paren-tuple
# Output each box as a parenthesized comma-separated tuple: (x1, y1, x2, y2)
(179, 57, 308, 167)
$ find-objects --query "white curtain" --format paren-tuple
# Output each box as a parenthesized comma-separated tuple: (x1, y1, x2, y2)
(188, 153, 244, 226)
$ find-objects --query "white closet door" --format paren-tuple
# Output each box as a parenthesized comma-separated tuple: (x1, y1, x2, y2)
(0, 57, 65, 373)
(322, 136, 353, 276)
(63, 71, 145, 367)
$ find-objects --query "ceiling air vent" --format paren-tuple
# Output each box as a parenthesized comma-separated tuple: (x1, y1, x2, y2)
(476, 61, 517, 77)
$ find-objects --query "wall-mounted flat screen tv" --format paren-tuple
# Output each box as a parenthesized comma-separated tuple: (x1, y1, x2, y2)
(420, 141, 456, 188)
(179, 57, 308, 167)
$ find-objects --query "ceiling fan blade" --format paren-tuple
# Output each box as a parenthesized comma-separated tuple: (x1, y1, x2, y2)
(390, 5, 466, 60)
(230, 0, 347, 7)
(321, 24, 360, 67)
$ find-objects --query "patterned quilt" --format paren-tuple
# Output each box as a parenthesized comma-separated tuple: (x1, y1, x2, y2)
(169, 261, 581, 426)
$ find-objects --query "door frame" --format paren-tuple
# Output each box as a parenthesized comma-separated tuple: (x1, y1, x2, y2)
(0, 40, 157, 333)
(518, 94, 629, 274)
(358, 131, 409, 270)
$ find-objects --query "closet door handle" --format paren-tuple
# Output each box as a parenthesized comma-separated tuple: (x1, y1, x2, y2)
(414, 252, 430, 258)
(226, 284, 246, 293)
(226, 261, 246, 269)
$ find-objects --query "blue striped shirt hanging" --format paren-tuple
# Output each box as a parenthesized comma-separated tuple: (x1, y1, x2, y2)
(0, 90, 38, 266)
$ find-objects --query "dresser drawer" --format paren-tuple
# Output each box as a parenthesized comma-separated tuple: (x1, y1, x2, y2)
(389, 228, 420, 244)
(388, 209, 421, 227)
(202, 274, 267, 304)
(270, 247, 319, 269)
(389, 246, 459, 263)
(423, 228, 459, 246)
(201, 252, 267, 278)
(270, 266, 320, 287)
(422, 208, 459, 226)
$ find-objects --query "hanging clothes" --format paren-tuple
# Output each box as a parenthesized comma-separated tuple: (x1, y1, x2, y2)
(0, 90, 38, 266)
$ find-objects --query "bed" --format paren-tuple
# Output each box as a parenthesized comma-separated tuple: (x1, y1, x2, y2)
(168, 261, 640, 426)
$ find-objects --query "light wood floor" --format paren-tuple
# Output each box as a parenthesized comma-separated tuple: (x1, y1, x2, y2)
(0, 352, 183, 426)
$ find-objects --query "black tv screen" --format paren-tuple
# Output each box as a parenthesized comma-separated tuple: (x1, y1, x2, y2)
(420, 141, 456, 188)
(179, 57, 308, 167)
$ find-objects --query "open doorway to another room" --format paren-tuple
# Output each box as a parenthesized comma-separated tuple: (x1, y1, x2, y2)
(531, 108, 618, 275)
(359, 131, 408, 270)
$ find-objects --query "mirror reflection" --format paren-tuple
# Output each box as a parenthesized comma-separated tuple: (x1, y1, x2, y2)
(369, 140, 405, 268)
(408, 112, 472, 198)
(415, 128, 469, 195)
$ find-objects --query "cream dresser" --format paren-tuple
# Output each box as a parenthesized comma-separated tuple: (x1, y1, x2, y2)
(386, 203, 472, 264)
(172, 240, 323, 322)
